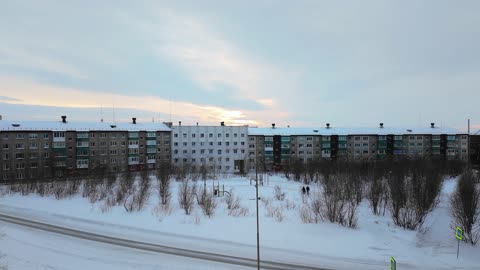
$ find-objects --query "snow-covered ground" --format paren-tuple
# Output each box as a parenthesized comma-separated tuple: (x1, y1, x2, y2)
(1, 175, 479, 270)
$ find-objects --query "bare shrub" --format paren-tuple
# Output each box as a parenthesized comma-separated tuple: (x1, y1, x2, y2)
(285, 199, 296, 210)
(387, 162, 442, 231)
(274, 185, 285, 201)
(450, 170, 480, 245)
(368, 173, 385, 215)
(261, 197, 271, 207)
(136, 171, 151, 211)
(200, 191, 217, 217)
(229, 206, 249, 217)
(299, 205, 318, 224)
(178, 180, 196, 215)
(265, 205, 284, 222)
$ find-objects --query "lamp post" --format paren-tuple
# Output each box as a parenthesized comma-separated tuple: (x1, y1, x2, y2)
(255, 162, 260, 270)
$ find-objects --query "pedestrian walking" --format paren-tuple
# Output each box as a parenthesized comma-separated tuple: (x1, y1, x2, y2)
(306, 186, 310, 196)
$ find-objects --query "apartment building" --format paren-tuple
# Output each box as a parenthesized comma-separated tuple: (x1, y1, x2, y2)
(0, 116, 171, 181)
(248, 123, 469, 172)
(171, 122, 248, 174)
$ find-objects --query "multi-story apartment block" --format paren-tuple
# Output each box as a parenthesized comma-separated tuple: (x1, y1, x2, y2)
(0, 117, 472, 181)
(171, 122, 248, 174)
(0, 116, 171, 181)
(248, 123, 469, 172)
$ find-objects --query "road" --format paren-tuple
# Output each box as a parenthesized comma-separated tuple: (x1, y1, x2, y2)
(0, 213, 332, 270)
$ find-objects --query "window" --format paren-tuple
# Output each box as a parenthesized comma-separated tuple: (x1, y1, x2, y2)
(218, 150, 222, 154)
(218, 133, 221, 138)
(355, 136, 360, 141)
(192, 150, 196, 154)
(183, 142, 187, 146)
(3, 153, 9, 160)
(362, 136, 369, 140)
(201, 149, 205, 154)
(209, 134, 213, 138)
(16, 143, 24, 149)
(30, 143, 38, 149)
(226, 142, 230, 146)
(29, 133, 38, 139)
(16, 163, 25, 169)
(226, 133, 230, 138)
(183, 133, 187, 138)
(307, 144, 312, 147)
(164, 141, 170, 145)
(241, 142, 245, 146)
(100, 133, 106, 138)
(200, 133, 204, 138)
(234, 142, 237, 146)
(192, 142, 196, 146)
(44, 143, 49, 148)
(2, 144, 8, 149)
(241, 134, 245, 137)
(3, 163, 10, 170)
(174, 142, 178, 146)
(31, 162, 38, 168)
(100, 142, 107, 147)
(183, 150, 187, 154)
(209, 142, 213, 146)
(16, 134, 25, 139)
(90, 133, 95, 138)
(250, 137, 254, 141)
(307, 137, 313, 141)
(3, 134, 8, 139)
(43, 133, 49, 139)
(218, 142, 222, 146)
(54, 132, 65, 138)
(174, 133, 178, 138)
(209, 149, 213, 154)
(110, 149, 117, 155)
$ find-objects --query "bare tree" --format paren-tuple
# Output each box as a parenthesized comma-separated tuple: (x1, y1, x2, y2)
(450, 169, 480, 245)
(157, 162, 172, 206)
(178, 180, 196, 215)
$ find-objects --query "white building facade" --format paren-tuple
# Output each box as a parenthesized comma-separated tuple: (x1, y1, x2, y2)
(171, 124, 249, 174)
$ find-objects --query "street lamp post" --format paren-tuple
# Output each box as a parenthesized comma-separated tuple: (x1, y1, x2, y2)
(255, 163, 260, 270)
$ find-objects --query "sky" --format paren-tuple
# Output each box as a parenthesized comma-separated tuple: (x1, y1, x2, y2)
(0, 1, 479, 131)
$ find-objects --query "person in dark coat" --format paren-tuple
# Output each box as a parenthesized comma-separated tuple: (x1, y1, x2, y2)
(306, 186, 310, 196)
(302, 186, 306, 195)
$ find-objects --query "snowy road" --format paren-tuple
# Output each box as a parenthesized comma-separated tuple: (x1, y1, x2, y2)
(0, 213, 331, 270)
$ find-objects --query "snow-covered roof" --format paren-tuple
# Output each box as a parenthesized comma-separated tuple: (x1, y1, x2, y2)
(248, 126, 465, 136)
(0, 120, 171, 132)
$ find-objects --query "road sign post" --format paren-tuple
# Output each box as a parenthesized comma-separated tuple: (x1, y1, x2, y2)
(390, 256, 396, 270)
(456, 227, 463, 259)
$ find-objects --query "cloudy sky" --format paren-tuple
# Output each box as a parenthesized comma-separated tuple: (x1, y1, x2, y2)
(1, 1, 479, 130)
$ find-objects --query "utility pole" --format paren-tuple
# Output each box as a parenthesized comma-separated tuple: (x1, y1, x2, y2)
(255, 162, 260, 270)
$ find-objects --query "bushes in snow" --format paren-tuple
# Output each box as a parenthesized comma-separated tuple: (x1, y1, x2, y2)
(178, 180, 196, 215)
(450, 169, 480, 245)
(387, 161, 442, 230)
(225, 191, 249, 216)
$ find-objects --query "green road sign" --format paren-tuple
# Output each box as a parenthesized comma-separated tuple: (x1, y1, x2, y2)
(456, 227, 463, 240)
(390, 256, 396, 270)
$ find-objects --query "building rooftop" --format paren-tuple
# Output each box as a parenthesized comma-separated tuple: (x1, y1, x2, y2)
(248, 126, 464, 136)
(0, 120, 171, 132)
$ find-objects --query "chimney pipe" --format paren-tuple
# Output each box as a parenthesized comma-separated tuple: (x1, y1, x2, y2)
(380, 123, 384, 128)
(61, 115, 67, 123)
(326, 123, 330, 129)
(179, 121, 181, 126)
(132, 117, 136, 124)
(221, 121, 225, 126)
(431, 122, 435, 128)
(272, 123, 275, 129)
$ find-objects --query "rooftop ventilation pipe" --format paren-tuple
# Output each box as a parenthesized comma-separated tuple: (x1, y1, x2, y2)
(326, 123, 330, 129)
(380, 123, 384, 128)
(61, 116, 67, 123)
(221, 121, 225, 126)
(132, 117, 137, 124)
(431, 123, 435, 128)
(272, 123, 275, 129)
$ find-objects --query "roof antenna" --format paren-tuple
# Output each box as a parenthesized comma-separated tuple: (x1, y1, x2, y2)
(100, 105, 104, 123)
